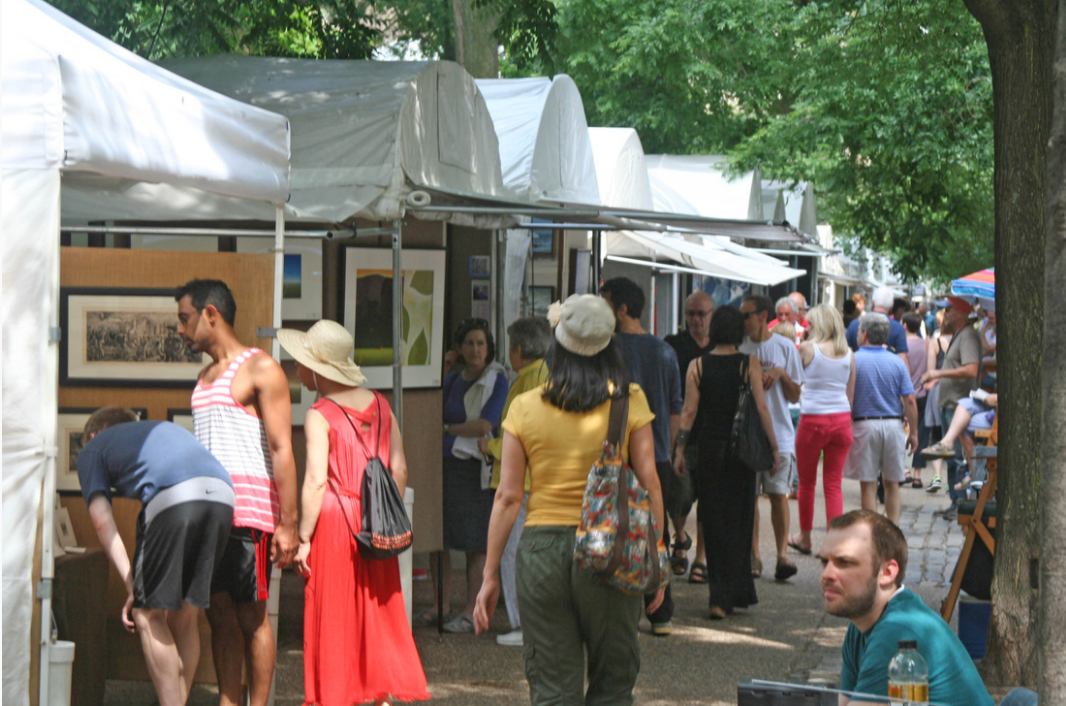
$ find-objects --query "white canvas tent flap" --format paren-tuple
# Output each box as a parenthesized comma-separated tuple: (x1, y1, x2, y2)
(762, 179, 818, 238)
(2, 3, 291, 704)
(67, 57, 509, 224)
(477, 75, 600, 205)
(645, 154, 763, 221)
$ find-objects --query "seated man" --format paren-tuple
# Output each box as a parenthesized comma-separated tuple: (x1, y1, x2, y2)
(820, 509, 993, 706)
(921, 393, 997, 490)
(77, 407, 235, 706)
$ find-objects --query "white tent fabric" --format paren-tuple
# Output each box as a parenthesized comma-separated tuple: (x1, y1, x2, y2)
(589, 130, 803, 286)
(476, 75, 600, 205)
(2, 3, 291, 704)
(762, 180, 818, 239)
(62, 57, 508, 224)
(645, 154, 763, 221)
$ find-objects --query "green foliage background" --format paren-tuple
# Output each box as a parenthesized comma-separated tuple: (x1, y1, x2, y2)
(50, 0, 994, 283)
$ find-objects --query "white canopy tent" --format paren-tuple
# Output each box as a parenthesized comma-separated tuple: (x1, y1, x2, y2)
(61, 57, 509, 227)
(1, 3, 291, 705)
(589, 129, 803, 288)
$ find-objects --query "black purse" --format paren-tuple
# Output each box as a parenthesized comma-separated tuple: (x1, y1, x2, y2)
(730, 356, 775, 473)
(325, 395, 413, 559)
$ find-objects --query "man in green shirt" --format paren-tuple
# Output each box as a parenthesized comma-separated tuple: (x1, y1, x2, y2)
(479, 316, 552, 647)
(821, 510, 993, 706)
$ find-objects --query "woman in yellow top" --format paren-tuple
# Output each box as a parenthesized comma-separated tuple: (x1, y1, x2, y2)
(476, 317, 553, 647)
(473, 295, 665, 706)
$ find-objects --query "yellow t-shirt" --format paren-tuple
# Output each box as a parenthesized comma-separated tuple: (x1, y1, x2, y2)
(501, 383, 655, 527)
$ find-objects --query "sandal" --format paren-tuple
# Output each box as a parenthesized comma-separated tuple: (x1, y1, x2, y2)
(921, 442, 956, 458)
(774, 559, 798, 581)
(688, 562, 708, 584)
(751, 557, 763, 578)
(911, 478, 924, 489)
(414, 608, 443, 627)
(787, 535, 812, 556)
(671, 532, 692, 576)
(442, 612, 475, 634)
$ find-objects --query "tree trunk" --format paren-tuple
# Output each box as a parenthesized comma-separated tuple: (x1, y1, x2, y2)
(1040, 3, 1066, 701)
(962, 0, 1057, 687)
(450, 0, 499, 78)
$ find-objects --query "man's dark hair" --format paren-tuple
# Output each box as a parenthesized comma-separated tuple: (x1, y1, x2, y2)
(454, 317, 496, 363)
(175, 279, 237, 326)
(828, 510, 908, 587)
(901, 312, 923, 335)
(709, 306, 745, 347)
(892, 298, 912, 318)
(543, 337, 631, 412)
(600, 277, 646, 320)
(743, 295, 774, 317)
(843, 300, 857, 316)
(507, 317, 552, 361)
(84, 406, 140, 438)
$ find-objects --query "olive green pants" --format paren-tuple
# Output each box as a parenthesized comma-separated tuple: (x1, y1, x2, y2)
(516, 526, 643, 706)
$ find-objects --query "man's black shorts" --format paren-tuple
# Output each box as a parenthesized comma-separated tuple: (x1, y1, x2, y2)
(132, 478, 235, 611)
(211, 527, 274, 603)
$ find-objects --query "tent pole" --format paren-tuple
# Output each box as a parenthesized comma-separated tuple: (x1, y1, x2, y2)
(392, 220, 403, 431)
(592, 230, 602, 294)
(672, 272, 680, 335)
(494, 229, 505, 362)
(272, 207, 285, 360)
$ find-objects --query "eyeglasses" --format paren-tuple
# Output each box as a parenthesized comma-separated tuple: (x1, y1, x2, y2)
(742, 310, 761, 320)
(685, 310, 712, 318)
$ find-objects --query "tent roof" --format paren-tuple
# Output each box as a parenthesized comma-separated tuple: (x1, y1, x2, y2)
(645, 154, 762, 221)
(2, 0, 290, 204)
(123, 56, 506, 224)
(476, 75, 600, 205)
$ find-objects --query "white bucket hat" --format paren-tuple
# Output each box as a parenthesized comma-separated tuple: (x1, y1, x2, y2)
(277, 320, 367, 387)
(547, 294, 616, 356)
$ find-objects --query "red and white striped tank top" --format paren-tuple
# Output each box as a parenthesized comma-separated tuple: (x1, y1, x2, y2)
(192, 348, 278, 532)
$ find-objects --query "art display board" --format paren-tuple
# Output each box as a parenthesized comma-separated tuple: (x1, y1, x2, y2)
(58, 246, 274, 684)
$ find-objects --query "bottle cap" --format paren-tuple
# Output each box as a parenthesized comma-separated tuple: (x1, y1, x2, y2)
(898, 640, 917, 649)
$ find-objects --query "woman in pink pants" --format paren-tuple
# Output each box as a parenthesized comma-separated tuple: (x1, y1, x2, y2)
(790, 305, 855, 554)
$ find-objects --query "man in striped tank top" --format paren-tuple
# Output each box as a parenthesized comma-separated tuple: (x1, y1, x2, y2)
(176, 279, 298, 706)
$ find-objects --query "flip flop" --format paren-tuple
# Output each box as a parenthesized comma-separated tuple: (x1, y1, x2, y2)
(688, 562, 708, 584)
(787, 535, 813, 555)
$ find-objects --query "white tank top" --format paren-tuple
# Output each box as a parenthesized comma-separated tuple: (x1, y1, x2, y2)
(801, 344, 852, 415)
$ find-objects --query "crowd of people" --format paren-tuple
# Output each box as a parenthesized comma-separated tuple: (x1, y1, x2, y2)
(74, 275, 1021, 706)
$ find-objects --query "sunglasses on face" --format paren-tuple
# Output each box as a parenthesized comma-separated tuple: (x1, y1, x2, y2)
(686, 310, 712, 318)
(742, 310, 761, 320)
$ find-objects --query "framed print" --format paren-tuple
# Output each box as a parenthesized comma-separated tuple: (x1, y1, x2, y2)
(54, 507, 78, 548)
(166, 408, 195, 433)
(277, 319, 320, 424)
(60, 287, 206, 387)
(343, 248, 446, 389)
(530, 218, 555, 256)
(469, 255, 491, 278)
(471, 280, 491, 320)
(236, 237, 323, 320)
(57, 407, 147, 491)
(531, 286, 555, 317)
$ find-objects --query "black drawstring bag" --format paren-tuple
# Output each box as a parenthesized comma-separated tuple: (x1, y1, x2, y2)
(326, 395, 413, 559)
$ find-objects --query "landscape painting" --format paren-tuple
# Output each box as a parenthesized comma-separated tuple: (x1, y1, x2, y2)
(343, 249, 446, 389)
(61, 288, 206, 386)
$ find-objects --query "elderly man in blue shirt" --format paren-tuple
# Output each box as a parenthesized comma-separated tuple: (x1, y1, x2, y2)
(843, 313, 919, 524)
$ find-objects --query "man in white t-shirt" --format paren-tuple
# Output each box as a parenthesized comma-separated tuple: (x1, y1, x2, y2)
(740, 295, 805, 581)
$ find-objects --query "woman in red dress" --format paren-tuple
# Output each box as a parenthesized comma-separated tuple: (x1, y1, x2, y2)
(279, 320, 430, 706)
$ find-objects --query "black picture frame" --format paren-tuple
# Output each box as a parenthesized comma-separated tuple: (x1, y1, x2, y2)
(531, 218, 556, 257)
(60, 287, 207, 387)
(531, 286, 555, 316)
(57, 406, 148, 491)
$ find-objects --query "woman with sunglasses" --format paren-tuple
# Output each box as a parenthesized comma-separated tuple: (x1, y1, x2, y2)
(421, 318, 509, 633)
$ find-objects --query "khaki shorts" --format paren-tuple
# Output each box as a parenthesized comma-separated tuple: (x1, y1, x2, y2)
(843, 419, 907, 483)
(756, 453, 796, 495)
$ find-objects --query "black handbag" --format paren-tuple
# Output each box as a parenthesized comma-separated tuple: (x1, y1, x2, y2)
(730, 356, 775, 473)
(325, 395, 413, 559)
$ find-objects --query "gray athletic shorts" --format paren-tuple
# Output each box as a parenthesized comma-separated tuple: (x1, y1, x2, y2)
(756, 453, 796, 495)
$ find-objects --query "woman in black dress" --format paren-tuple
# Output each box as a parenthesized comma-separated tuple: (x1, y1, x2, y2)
(673, 306, 779, 618)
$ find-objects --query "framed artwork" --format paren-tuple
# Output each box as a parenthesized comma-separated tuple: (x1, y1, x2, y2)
(471, 280, 491, 320)
(54, 507, 78, 548)
(60, 287, 206, 387)
(166, 408, 195, 433)
(277, 319, 319, 424)
(57, 407, 148, 491)
(530, 218, 555, 256)
(236, 237, 323, 320)
(343, 248, 447, 389)
(531, 286, 555, 317)
(469, 255, 491, 278)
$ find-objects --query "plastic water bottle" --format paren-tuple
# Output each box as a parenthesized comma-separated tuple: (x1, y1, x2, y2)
(887, 640, 929, 705)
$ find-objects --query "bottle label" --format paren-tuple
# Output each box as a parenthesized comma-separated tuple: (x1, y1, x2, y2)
(888, 681, 929, 704)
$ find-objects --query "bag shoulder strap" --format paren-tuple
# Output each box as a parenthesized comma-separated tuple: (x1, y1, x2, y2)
(607, 388, 629, 449)
(323, 395, 383, 460)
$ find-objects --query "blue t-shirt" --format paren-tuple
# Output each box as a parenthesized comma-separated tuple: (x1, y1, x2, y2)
(617, 333, 681, 463)
(852, 347, 915, 418)
(442, 368, 509, 458)
(77, 420, 232, 507)
(841, 587, 993, 706)
(847, 317, 909, 355)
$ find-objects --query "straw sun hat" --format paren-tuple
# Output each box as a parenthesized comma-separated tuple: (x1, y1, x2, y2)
(276, 320, 367, 387)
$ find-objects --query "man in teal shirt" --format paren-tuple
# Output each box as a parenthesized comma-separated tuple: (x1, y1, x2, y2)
(820, 510, 993, 706)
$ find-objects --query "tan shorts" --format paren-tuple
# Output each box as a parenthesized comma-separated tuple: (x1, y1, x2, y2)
(843, 419, 907, 483)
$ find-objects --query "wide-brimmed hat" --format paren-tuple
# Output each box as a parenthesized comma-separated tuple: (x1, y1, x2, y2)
(547, 294, 616, 356)
(277, 320, 367, 387)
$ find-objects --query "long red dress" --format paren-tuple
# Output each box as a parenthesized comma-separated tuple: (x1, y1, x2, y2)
(303, 395, 431, 706)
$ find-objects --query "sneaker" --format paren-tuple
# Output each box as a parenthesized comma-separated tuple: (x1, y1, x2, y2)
(496, 629, 523, 646)
(926, 476, 943, 493)
(651, 620, 673, 636)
